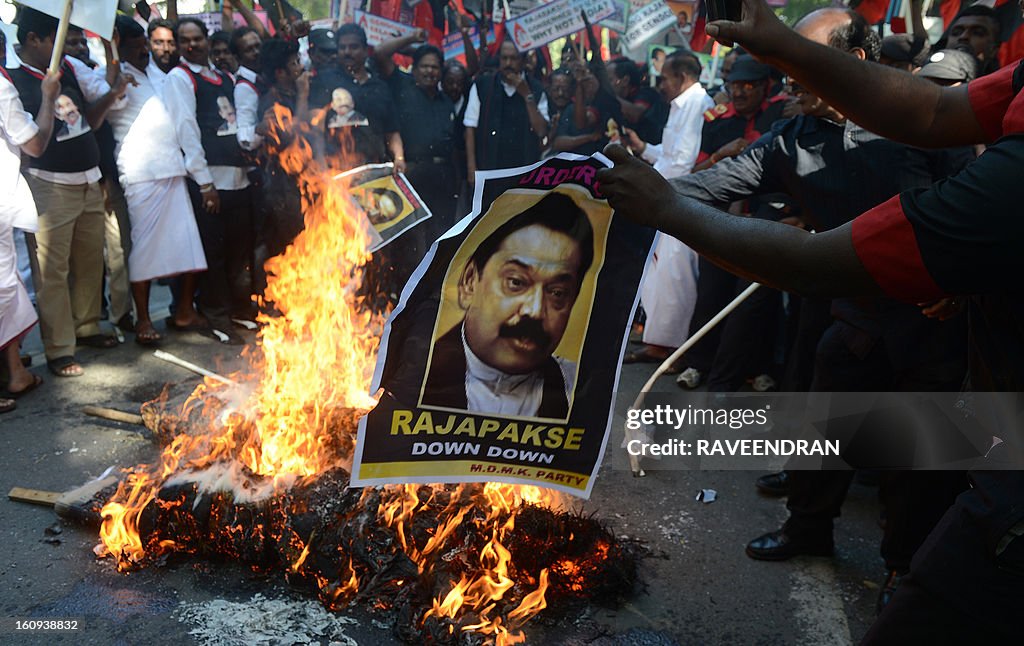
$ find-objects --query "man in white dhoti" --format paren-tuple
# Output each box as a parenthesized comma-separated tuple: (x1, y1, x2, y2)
(620, 52, 711, 364)
(0, 33, 58, 411)
(106, 16, 207, 345)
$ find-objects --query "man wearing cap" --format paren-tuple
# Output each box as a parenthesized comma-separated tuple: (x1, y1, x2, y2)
(879, 33, 931, 72)
(692, 55, 787, 172)
(307, 27, 339, 74)
(918, 48, 980, 86)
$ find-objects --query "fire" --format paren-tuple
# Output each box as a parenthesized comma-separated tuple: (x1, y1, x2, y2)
(96, 104, 571, 642)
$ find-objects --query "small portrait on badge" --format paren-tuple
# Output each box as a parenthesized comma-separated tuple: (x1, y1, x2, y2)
(419, 186, 611, 422)
(216, 96, 238, 136)
(54, 93, 91, 142)
(327, 87, 369, 128)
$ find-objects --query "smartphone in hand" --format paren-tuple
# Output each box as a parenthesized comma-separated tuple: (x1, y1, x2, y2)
(706, 0, 743, 23)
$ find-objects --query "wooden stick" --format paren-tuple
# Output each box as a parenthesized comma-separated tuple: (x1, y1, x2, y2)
(625, 281, 762, 476)
(153, 349, 237, 386)
(47, 0, 75, 75)
(83, 405, 143, 426)
(8, 487, 60, 507)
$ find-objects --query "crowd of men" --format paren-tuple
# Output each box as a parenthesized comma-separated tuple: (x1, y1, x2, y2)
(0, 0, 1019, 639)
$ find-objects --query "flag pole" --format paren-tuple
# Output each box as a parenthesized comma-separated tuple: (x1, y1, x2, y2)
(47, 0, 75, 74)
(625, 281, 762, 475)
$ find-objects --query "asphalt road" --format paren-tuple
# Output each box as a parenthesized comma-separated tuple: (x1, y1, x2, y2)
(0, 314, 887, 646)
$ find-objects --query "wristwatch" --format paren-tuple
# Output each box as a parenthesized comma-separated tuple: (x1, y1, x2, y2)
(525, 93, 536, 103)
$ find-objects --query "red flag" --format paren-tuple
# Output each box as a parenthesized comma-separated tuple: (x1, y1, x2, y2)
(852, 0, 890, 25)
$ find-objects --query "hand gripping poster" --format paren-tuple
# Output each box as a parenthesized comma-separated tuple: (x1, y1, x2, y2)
(351, 153, 656, 497)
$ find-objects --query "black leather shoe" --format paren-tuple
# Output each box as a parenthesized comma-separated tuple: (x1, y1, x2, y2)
(755, 471, 790, 496)
(876, 569, 905, 614)
(745, 529, 833, 561)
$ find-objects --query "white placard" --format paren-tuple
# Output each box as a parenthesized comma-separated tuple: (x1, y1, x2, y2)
(507, 0, 615, 52)
(20, 0, 118, 39)
(353, 9, 418, 47)
(622, 0, 675, 51)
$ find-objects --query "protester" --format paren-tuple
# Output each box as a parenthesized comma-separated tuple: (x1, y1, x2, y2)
(309, 24, 403, 172)
(146, 18, 178, 95)
(940, 4, 1002, 76)
(11, 8, 129, 377)
(673, 54, 789, 390)
(464, 40, 549, 178)
(375, 34, 458, 240)
(253, 37, 309, 261)
(63, 24, 133, 340)
(609, 57, 667, 145)
(599, 0, 1024, 640)
(210, 30, 239, 76)
(107, 15, 207, 345)
(619, 52, 711, 366)
(0, 28, 57, 410)
(231, 26, 263, 152)
(163, 17, 254, 345)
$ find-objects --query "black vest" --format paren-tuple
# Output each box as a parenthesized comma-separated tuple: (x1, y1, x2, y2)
(9, 59, 100, 174)
(177, 64, 246, 167)
(473, 73, 544, 171)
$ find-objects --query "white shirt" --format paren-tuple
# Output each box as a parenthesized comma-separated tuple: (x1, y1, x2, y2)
(146, 60, 171, 97)
(463, 73, 549, 128)
(163, 60, 249, 190)
(234, 65, 262, 151)
(106, 62, 187, 185)
(24, 56, 121, 186)
(641, 82, 712, 179)
(0, 74, 38, 231)
(462, 326, 575, 418)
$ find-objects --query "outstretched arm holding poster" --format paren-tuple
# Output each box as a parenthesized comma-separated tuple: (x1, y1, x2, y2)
(351, 153, 656, 498)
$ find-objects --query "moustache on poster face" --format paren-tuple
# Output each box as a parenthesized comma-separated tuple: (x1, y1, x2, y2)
(499, 317, 551, 349)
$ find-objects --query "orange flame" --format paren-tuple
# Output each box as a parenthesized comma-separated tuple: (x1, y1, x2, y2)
(96, 103, 565, 642)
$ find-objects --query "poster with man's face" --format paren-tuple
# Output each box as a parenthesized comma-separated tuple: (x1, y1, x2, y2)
(54, 93, 91, 142)
(335, 163, 432, 251)
(351, 154, 656, 498)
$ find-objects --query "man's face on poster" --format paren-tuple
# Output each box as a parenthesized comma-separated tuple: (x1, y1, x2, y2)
(332, 88, 354, 115)
(459, 223, 584, 375)
(55, 94, 79, 125)
(218, 96, 236, 123)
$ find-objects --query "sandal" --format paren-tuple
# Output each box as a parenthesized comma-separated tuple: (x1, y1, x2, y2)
(76, 334, 118, 349)
(622, 348, 672, 364)
(0, 398, 15, 414)
(47, 357, 84, 378)
(6, 374, 43, 399)
(134, 321, 163, 346)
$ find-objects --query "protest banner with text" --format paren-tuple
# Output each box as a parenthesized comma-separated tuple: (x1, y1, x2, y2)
(352, 154, 656, 497)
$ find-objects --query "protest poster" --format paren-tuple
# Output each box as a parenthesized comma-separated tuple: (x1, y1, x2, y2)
(336, 163, 432, 252)
(647, 43, 679, 77)
(184, 10, 273, 38)
(354, 9, 419, 46)
(19, 0, 117, 38)
(598, 0, 629, 33)
(351, 154, 657, 497)
(665, 0, 698, 35)
(442, 25, 496, 60)
(622, 0, 675, 51)
(507, 0, 616, 52)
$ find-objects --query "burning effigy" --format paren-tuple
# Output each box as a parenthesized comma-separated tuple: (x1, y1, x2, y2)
(91, 108, 640, 644)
